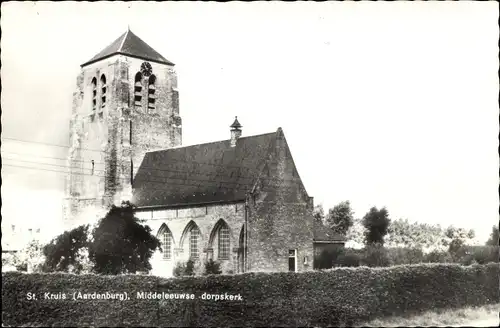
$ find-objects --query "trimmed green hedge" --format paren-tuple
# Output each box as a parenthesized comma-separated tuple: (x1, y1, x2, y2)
(2, 263, 499, 327)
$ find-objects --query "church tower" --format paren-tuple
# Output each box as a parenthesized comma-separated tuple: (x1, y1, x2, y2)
(62, 29, 182, 230)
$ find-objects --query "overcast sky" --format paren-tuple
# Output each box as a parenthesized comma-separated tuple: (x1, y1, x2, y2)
(1, 1, 498, 242)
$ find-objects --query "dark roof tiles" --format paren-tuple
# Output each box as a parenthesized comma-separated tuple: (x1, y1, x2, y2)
(313, 220, 347, 242)
(82, 29, 174, 67)
(132, 132, 276, 207)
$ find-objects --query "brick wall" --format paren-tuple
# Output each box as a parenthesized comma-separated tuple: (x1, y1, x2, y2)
(64, 54, 182, 232)
(246, 129, 315, 273)
(136, 202, 245, 277)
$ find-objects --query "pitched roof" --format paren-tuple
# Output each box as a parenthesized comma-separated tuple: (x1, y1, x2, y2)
(81, 29, 174, 67)
(132, 130, 279, 207)
(313, 220, 347, 242)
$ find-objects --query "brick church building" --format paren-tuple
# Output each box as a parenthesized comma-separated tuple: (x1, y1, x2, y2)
(63, 29, 344, 277)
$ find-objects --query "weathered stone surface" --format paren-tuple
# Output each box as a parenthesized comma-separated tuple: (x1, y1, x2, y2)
(63, 33, 326, 277)
(140, 203, 245, 277)
(64, 54, 181, 231)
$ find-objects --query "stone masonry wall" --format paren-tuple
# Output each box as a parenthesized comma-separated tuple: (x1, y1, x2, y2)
(136, 202, 245, 277)
(246, 129, 315, 273)
(64, 54, 181, 231)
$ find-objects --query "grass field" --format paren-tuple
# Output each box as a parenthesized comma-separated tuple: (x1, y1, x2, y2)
(357, 303, 499, 327)
(2, 304, 498, 327)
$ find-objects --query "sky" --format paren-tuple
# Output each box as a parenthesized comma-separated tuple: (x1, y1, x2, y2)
(1, 1, 498, 243)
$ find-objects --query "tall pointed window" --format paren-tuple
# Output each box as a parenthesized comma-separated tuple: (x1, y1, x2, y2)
(158, 224, 173, 260)
(100, 74, 107, 108)
(218, 224, 230, 260)
(91, 77, 97, 112)
(181, 221, 201, 260)
(134, 72, 143, 107)
(190, 226, 200, 260)
(209, 219, 231, 261)
(148, 74, 156, 111)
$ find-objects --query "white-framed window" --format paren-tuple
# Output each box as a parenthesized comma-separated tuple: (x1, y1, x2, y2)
(162, 230, 172, 260)
(218, 225, 230, 260)
(190, 226, 200, 260)
(158, 224, 173, 260)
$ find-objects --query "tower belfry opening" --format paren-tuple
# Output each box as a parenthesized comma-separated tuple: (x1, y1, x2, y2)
(63, 29, 182, 231)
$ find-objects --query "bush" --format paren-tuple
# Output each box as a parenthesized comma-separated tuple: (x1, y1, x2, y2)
(2, 263, 498, 327)
(204, 259, 222, 275)
(424, 250, 453, 263)
(337, 250, 362, 267)
(185, 259, 195, 276)
(362, 244, 391, 267)
(173, 259, 196, 277)
(386, 247, 425, 265)
(314, 245, 345, 269)
(461, 246, 499, 265)
(173, 261, 186, 277)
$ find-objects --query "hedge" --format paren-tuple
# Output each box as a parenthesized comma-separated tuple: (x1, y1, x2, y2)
(317, 246, 499, 269)
(2, 263, 499, 327)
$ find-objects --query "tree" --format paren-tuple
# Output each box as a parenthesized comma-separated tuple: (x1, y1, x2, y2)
(442, 226, 475, 248)
(486, 225, 499, 246)
(362, 207, 391, 245)
(385, 218, 446, 251)
(345, 218, 365, 249)
(313, 204, 325, 224)
(15, 240, 46, 273)
(88, 201, 161, 275)
(441, 226, 476, 260)
(325, 201, 354, 235)
(43, 224, 91, 273)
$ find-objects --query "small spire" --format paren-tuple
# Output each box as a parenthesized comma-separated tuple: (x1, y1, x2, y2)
(230, 116, 242, 147)
(230, 116, 242, 130)
(127, 24, 130, 31)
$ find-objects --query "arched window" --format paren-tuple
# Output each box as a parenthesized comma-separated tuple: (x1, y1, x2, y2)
(134, 72, 143, 107)
(190, 226, 200, 260)
(91, 77, 97, 111)
(100, 74, 107, 108)
(218, 224, 230, 260)
(209, 219, 231, 260)
(158, 224, 173, 260)
(148, 74, 156, 111)
(181, 221, 201, 260)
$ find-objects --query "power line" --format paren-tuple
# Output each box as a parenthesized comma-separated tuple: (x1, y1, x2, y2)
(2, 157, 95, 171)
(1, 150, 258, 176)
(2, 163, 297, 196)
(2, 137, 304, 193)
(1, 156, 271, 187)
(1, 148, 271, 184)
(2, 136, 99, 151)
(1, 151, 87, 164)
(1, 136, 274, 172)
(2, 163, 301, 194)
